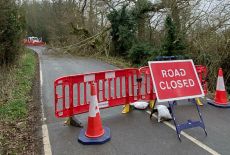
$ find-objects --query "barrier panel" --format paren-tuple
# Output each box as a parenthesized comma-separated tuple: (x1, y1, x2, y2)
(54, 65, 208, 118)
(54, 68, 140, 118)
(138, 66, 156, 101)
(23, 37, 46, 46)
(195, 65, 208, 94)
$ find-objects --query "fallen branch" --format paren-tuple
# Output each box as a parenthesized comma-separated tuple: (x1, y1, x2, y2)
(60, 27, 111, 50)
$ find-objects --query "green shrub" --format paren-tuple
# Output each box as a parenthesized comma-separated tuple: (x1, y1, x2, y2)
(0, 0, 24, 65)
(107, 6, 136, 56)
(128, 42, 160, 66)
(162, 16, 186, 56)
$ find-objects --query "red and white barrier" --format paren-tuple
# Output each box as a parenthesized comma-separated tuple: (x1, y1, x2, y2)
(54, 68, 140, 117)
(54, 65, 208, 117)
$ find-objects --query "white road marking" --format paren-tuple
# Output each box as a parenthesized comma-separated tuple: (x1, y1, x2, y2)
(39, 57, 52, 155)
(146, 111, 220, 155)
(40, 62, 46, 121)
(42, 124, 52, 155)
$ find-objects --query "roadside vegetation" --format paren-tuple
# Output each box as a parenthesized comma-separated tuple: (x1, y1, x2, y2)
(0, 49, 35, 120)
(0, 0, 24, 66)
(0, 1, 41, 154)
(0, 49, 41, 154)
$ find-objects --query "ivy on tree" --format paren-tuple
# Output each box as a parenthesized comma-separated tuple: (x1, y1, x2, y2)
(162, 15, 186, 56)
(107, 6, 136, 56)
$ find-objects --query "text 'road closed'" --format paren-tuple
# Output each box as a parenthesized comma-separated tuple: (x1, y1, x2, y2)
(159, 69, 195, 90)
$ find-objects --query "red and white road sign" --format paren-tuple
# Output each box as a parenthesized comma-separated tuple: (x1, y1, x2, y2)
(148, 60, 204, 102)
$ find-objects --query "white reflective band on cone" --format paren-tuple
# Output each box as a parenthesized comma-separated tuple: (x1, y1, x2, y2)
(216, 76, 225, 91)
(89, 95, 100, 117)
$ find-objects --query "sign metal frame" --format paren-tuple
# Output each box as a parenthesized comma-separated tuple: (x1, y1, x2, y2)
(148, 59, 207, 141)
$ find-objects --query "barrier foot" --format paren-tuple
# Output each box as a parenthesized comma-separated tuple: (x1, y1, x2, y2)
(150, 99, 157, 119)
(196, 98, 203, 106)
(78, 126, 111, 145)
(149, 100, 155, 109)
(122, 104, 130, 114)
(64, 116, 83, 128)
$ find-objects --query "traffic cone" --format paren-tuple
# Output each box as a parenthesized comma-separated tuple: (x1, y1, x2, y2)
(207, 68, 230, 108)
(78, 83, 111, 144)
(214, 68, 228, 104)
(85, 83, 104, 138)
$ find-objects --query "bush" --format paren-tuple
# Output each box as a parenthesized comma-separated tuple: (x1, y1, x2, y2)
(107, 6, 136, 56)
(162, 16, 186, 56)
(187, 27, 230, 93)
(128, 42, 160, 66)
(0, 0, 24, 65)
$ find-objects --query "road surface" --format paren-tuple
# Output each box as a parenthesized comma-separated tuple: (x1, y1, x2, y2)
(29, 46, 230, 155)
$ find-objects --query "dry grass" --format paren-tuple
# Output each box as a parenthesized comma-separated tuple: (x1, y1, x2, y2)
(0, 66, 17, 106)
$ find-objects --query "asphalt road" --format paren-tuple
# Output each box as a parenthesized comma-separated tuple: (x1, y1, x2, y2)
(30, 46, 230, 155)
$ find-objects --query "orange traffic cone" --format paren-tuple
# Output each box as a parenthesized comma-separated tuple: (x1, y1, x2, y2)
(85, 83, 104, 137)
(78, 83, 111, 144)
(207, 68, 230, 108)
(214, 68, 228, 104)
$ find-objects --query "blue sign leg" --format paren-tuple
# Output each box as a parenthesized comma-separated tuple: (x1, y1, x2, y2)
(168, 101, 181, 141)
(169, 99, 207, 141)
(192, 98, 208, 136)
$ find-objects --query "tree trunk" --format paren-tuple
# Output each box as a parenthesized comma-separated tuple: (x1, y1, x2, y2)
(137, 15, 146, 41)
(171, 1, 181, 35)
(88, 0, 94, 34)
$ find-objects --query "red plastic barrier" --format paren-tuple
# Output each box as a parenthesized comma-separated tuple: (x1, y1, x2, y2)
(54, 68, 140, 118)
(54, 65, 208, 118)
(23, 39, 46, 46)
(138, 66, 156, 101)
(195, 65, 208, 94)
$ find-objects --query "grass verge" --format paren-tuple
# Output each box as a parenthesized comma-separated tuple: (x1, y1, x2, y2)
(0, 49, 35, 120)
(0, 48, 41, 154)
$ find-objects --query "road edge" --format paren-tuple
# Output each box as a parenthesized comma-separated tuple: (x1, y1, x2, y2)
(38, 50, 52, 155)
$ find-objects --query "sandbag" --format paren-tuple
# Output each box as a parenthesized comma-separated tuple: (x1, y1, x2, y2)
(131, 101, 149, 110)
(156, 105, 172, 122)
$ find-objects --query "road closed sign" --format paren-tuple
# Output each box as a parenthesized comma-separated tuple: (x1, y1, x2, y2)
(148, 60, 204, 102)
